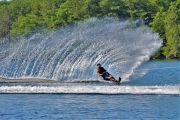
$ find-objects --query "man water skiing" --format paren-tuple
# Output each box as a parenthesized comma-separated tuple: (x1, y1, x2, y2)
(96, 63, 121, 85)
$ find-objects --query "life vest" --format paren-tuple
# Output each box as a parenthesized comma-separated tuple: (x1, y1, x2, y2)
(98, 67, 106, 75)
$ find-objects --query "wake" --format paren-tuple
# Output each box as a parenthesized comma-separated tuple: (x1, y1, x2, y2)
(0, 85, 179, 95)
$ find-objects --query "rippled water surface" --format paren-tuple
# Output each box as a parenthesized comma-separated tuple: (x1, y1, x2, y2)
(0, 94, 179, 120)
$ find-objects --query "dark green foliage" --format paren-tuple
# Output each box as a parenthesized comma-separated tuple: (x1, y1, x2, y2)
(55, 0, 90, 25)
(0, 0, 179, 59)
(151, 0, 180, 59)
(0, 1, 12, 40)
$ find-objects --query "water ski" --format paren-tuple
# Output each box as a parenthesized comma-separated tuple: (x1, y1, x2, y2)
(115, 77, 121, 85)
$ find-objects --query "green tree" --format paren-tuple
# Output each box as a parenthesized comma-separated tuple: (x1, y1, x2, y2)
(0, 2, 12, 40)
(99, 0, 128, 18)
(9, 0, 65, 38)
(39, 0, 65, 30)
(87, 0, 101, 17)
(55, 0, 90, 26)
(152, 8, 166, 39)
(163, 0, 180, 58)
(123, 0, 151, 19)
(8, 0, 32, 20)
(10, 14, 39, 39)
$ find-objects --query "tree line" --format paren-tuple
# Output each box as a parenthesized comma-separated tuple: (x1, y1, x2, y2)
(0, 0, 179, 59)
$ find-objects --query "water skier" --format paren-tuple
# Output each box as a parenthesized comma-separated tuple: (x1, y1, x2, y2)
(96, 63, 121, 84)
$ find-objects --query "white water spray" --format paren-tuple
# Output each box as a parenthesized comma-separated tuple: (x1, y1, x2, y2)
(0, 18, 162, 81)
(0, 85, 179, 94)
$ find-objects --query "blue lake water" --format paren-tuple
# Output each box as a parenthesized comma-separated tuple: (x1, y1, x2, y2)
(125, 60, 180, 86)
(0, 94, 179, 120)
(0, 60, 179, 119)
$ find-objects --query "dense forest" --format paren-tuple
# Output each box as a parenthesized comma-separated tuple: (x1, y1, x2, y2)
(0, 0, 179, 59)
